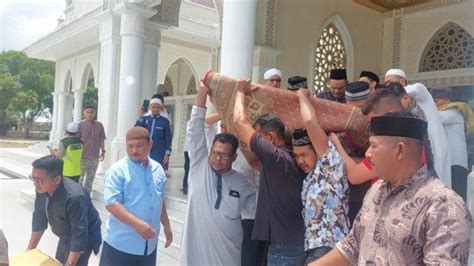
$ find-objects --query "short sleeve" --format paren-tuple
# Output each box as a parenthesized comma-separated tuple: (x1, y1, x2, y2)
(104, 166, 124, 206)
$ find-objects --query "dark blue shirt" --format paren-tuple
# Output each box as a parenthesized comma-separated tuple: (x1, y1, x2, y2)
(250, 133, 306, 245)
(135, 114, 172, 164)
(32, 178, 102, 252)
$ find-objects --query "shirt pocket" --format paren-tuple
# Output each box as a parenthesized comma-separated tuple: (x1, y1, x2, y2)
(153, 127, 164, 139)
(222, 192, 241, 220)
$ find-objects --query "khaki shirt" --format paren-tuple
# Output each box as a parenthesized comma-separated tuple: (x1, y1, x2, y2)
(336, 165, 472, 265)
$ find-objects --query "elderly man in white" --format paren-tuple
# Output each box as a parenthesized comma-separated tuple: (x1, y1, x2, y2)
(384, 68, 451, 187)
(263, 68, 283, 88)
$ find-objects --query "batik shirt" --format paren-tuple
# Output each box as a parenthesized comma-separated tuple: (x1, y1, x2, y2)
(336, 165, 472, 265)
(301, 140, 349, 251)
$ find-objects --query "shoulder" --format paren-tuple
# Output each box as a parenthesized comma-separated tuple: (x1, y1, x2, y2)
(107, 158, 128, 175)
(63, 178, 88, 198)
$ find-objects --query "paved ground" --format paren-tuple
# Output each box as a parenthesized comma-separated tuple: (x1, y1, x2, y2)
(2, 139, 474, 265)
(0, 140, 181, 265)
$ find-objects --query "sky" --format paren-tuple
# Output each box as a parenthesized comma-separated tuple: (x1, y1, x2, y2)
(0, 0, 65, 52)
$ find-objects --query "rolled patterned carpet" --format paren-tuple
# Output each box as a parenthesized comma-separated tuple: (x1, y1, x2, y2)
(202, 71, 370, 165)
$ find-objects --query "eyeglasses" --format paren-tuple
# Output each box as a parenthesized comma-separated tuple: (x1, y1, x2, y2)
(28, 174, 50, 185)
(210, 151, 233, 160)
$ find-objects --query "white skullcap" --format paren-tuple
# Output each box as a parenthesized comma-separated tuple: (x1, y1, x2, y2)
(150, 98, 163, 106)
(385, 68, 406, 79)
(263, 68, 283, 80)
(66, 122, 79, 133)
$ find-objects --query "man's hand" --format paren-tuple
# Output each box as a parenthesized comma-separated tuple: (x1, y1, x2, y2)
(135, 220, 156, 240)
(163, 225, 173, 248)
(195, 81, 210, 108)
(162, 155, 170, 171)
(139, 106, 145, 118)
(296, 88, 311, 98)
(235, 78, 252, 94)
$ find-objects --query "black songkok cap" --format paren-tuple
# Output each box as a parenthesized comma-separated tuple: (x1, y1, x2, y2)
(370, 111, 427, 140)
(292, 128, 312, 146)
(329, 68, 347, 80)
(359, 71, 380, 85)
(288, 76, 308, 89)
(345, 81, 370, 101)
(430, 86, 453, 100)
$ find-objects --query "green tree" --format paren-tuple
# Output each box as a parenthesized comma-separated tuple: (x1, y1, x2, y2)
(0, 51, 55, 136)
(7, 90, 39, 136)
(0, 73, 21, 121)
(83, 76, 98, 109)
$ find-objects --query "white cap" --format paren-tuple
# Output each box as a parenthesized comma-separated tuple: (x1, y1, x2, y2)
(150, 98, 163, 106)
(263, 68, 283, 80)
(66, 122, 79, 133)
(385, 68, 406, 79)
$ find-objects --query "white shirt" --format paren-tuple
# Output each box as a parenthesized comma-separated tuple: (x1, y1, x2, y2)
(439, 108, 468, 169)
(180, 106, 257, 266)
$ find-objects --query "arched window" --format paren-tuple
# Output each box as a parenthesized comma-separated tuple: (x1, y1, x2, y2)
(314, 23, 347, 93)
(420, 22, 474, 72)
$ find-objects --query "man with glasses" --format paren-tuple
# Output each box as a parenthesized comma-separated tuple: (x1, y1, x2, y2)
(26, 155, 102, 266)
(180, 82, 256, 266)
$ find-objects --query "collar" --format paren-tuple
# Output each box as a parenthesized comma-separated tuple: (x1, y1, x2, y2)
(48, 178, 65, 198)
(127, 157, 150, 168)
(382, 165, 429, 196)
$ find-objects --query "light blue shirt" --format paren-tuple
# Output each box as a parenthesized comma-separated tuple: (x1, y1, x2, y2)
(103, 156, 167, 255)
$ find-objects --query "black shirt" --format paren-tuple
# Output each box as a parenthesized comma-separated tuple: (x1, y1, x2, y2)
(250, 133, 306, 245)
(316, 90, 346, 103)
(32, 178, 102, 252)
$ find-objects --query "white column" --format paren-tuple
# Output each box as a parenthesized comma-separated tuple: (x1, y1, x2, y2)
(50, 92, 59, 143)
(73, 90, 84, 122)
(219, 0, 257, 78)
(111, 6, 149, 163)
(98, 14, 121, 169)
(49, 62, 61, 144)
(56, 92, 68, 138)
(141, 27, 160, 100)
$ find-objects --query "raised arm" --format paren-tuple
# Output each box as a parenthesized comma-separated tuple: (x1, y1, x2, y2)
(296, 89, 328, 158)
(187, 82, 210, 162)
(232, 78, 256, 147)
(328, 133, 373, 184)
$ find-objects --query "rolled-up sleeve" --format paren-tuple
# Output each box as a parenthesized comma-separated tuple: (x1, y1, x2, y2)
(66, 196, 89, 252)
(32, 193, 48, 232)
(104, 167, 124, 206)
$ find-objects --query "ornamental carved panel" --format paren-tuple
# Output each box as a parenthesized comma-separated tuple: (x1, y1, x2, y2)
(313, 24, 347, 93)
(420, 22, 474, 72)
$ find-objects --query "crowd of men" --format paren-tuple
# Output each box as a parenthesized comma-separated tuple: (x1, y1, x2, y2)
(19, 65, 473, 266)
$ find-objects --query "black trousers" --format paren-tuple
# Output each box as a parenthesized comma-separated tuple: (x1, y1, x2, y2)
(241, 219, 266, 266)
(183, 151, 190, 194)
(55, 238, 93, 266)
(99, 241, 157, 266)
(452, 165, 469, 202)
